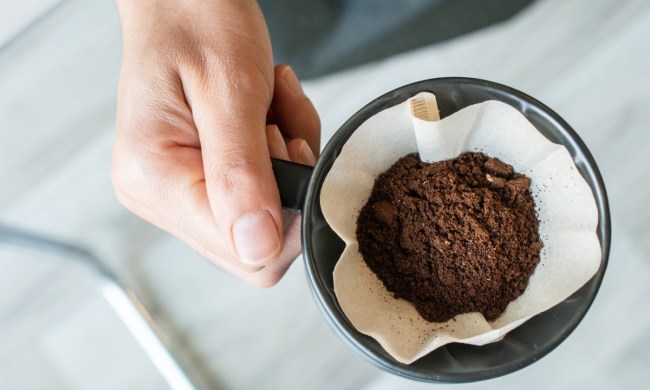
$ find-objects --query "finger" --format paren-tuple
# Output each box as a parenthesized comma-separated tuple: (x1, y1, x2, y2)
(185, 63, 283, 268)
(286, 138, 317, 166)
(246, 137, 316, 286)
(113, 119, 266, 277)
(244, 211, 302, 288)
(266, 124, 290, 160)
(271, 65, 321, 156)
(266, 123, 295, 240)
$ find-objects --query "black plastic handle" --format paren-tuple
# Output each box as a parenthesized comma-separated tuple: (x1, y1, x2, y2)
(271, 158, 314, 214)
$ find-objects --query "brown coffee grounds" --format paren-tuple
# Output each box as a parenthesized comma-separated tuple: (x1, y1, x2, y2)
(356, 152, 543, 322)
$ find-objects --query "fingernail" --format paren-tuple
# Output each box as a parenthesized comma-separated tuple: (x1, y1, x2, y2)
(282, 66, 303, 95)
(232, 211, 281, 265)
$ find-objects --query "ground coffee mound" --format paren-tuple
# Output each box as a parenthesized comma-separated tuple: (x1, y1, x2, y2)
(356, 152, 543, 322)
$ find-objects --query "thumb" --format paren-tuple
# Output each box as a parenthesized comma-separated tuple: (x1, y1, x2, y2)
(191, 73, 282, 267)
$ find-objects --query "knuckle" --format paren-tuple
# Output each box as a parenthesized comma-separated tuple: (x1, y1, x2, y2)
(190, 54, 272, 107)
(111, 144, 167, 205)
(208, 157, 262, 197)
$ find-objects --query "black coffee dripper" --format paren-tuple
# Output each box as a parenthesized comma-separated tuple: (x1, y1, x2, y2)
(271, 77, 610, 383)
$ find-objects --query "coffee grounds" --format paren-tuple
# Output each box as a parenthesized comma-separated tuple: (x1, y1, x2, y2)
(356, 152, 543, 322)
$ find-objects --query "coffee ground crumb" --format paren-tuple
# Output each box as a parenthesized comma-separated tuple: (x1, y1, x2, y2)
(356, 152, 543, 322)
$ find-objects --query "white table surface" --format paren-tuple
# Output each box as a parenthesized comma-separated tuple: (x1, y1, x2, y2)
(1, 0, 649, 389)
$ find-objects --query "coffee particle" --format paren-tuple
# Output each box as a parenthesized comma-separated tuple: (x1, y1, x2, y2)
(356, 152, 543, 322)
(371, 201, 396, 225)
(506, 177, 531, 193)
(485, 157, 514, 177)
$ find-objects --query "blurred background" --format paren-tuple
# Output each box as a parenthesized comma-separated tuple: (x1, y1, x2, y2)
(1, 0, 649, 389)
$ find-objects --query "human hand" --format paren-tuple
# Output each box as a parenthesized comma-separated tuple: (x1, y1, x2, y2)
(112, 0, 320, 287)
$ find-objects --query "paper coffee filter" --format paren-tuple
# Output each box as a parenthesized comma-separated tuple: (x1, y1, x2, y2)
(320, 92, 601, 364)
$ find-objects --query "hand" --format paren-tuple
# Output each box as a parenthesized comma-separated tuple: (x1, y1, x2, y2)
(112, 0, 320, 287)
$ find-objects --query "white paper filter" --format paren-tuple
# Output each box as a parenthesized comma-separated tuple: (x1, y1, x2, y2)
(320, 92, 601, 364)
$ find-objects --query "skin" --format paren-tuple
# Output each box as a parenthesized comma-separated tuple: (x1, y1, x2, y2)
(112, 0, 320, 287)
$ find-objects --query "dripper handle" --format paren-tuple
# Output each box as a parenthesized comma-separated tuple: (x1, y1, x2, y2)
(271, 158, 313, 214)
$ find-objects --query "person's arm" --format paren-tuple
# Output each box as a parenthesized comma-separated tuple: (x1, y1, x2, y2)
(112, 0, 320, 287)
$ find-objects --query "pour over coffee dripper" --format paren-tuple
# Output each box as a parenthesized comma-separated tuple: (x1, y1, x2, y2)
(271, 77, 610, 383)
